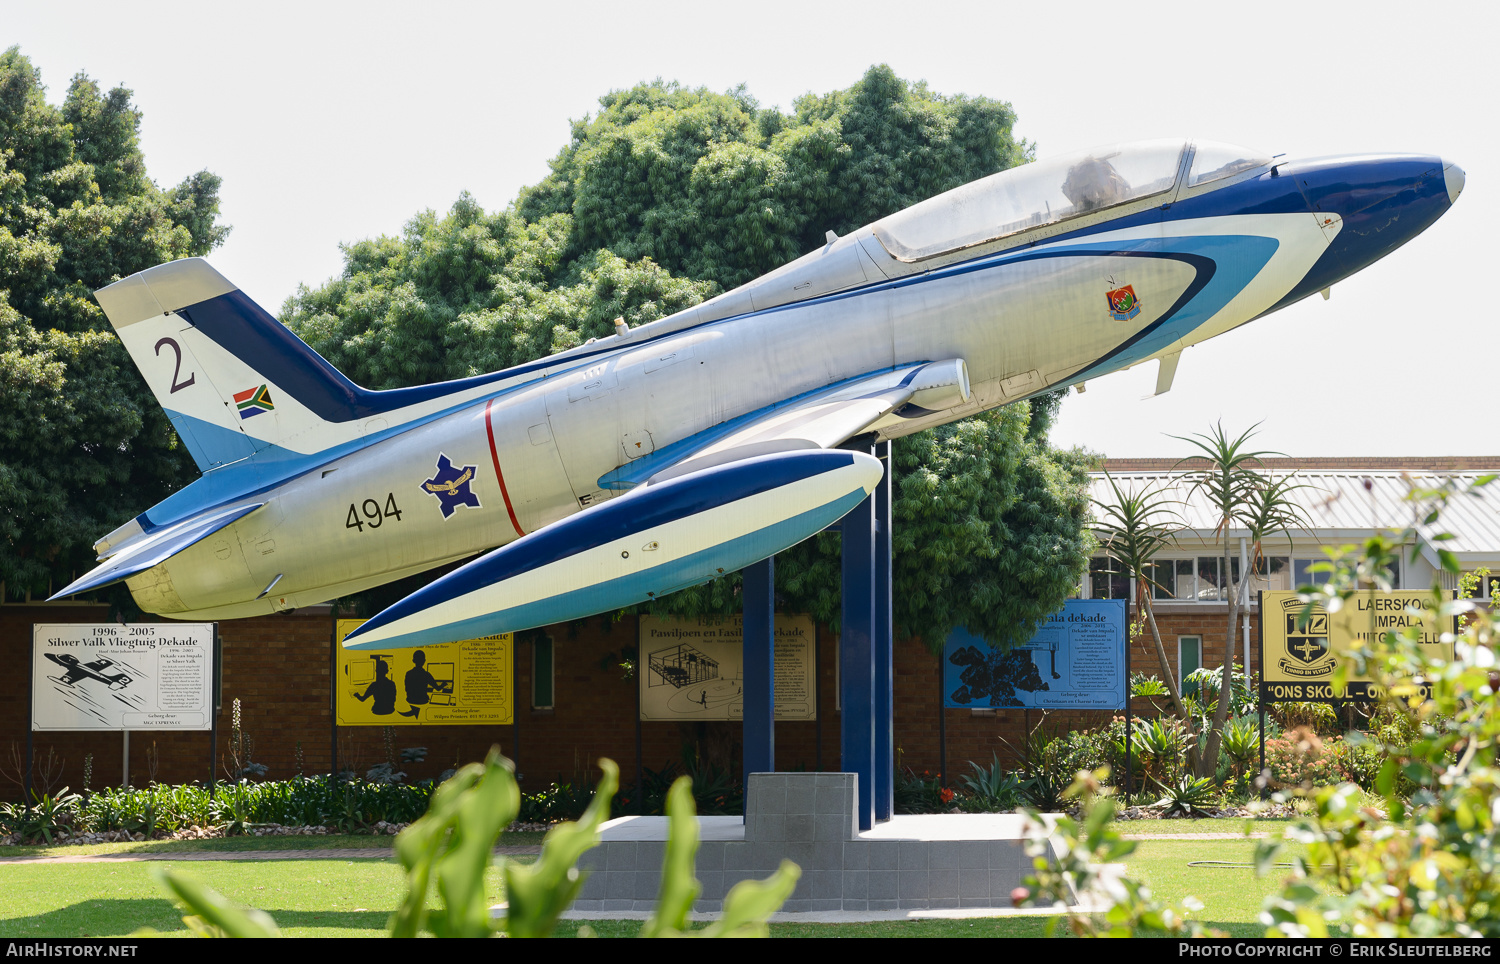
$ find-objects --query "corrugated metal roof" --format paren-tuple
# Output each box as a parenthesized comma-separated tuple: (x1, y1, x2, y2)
(1088, 470, 1500, 558)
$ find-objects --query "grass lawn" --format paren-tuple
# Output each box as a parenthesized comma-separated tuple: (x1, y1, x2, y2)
(1115, 817, 1292, 836)
(0, 858, 443, 938)
(1121, 837, 1290, 937)
(0, 819, 1288, 938)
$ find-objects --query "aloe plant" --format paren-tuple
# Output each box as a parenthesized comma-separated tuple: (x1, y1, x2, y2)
(0, 789, 81, 844)
(1092, 472, 1197, 776)
(960, 752, 1026, 811)
(1150, 773, 1219, 818)
(1173, 424, 1307, 778)
(1220, 717, 1260, 782)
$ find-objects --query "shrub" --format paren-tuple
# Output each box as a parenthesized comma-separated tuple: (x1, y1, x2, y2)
(1263, 727, 1348, 791)
(1270, 701, 1341, 737)
(1057, 718, 1127, 778)
(895, 768, 950, 814)
(959, 752, 1025, 811)
(1131, 717, 1192, 786)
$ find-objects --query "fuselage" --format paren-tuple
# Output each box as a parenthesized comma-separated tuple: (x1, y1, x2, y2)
(115, 139, 1463, 620)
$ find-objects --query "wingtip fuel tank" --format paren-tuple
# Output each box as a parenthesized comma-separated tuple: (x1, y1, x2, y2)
(342, 448, 883, 649)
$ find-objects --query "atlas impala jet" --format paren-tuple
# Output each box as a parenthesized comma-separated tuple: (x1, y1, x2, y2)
(56, 140, 1464, 650)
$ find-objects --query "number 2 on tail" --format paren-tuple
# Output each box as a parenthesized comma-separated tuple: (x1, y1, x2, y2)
(154, 337, 196, 393)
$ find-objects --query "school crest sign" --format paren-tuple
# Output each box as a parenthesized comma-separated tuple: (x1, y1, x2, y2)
(1276, 597, 1333, 679)
(1259, 590, 1454, 703)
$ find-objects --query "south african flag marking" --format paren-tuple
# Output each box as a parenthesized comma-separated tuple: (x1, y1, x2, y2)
(234, 384, 275, 419)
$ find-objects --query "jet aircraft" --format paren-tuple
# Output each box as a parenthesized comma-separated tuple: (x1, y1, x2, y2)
(44, 653, 133, 690)
(54, 139, 1465, 650)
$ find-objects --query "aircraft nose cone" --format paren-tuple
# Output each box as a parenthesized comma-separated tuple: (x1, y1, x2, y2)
(1273, 153, 1458, 309)
(1443, 159, 1465, 204)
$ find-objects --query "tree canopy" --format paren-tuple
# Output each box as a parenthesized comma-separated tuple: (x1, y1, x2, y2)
(0, 47, 227, 602)
(284, 66, 1031, 387)
(285, 65, 1094, 650)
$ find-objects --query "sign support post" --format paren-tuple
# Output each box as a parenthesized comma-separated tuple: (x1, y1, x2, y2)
(840, 437, 877, 832)
(25, 640, 33, 801)
(874, 440, 894, 821)
(742, 556, 775, 801)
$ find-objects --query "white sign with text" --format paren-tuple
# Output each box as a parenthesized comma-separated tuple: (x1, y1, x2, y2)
(32, 623, 214, 731)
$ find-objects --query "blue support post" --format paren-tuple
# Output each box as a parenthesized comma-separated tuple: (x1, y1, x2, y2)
(874, 441, 894, 821)
(841, 439, 877, 831)
(742, 555, 775, 805)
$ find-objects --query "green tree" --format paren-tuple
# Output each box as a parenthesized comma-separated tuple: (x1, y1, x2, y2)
(286, 66, 1089, 650)
(0, 48, 228, 602)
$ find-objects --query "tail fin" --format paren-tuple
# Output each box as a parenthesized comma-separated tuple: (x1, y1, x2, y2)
(95, 259, 366, 471)
(95, 259, 505, 473)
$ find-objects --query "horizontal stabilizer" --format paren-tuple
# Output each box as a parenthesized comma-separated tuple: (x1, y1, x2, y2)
(49, 503, 264, 600)
(343, 449, 883, 649)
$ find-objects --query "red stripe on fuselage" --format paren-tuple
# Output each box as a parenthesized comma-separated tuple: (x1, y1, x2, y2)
(484, 398, 526, 539)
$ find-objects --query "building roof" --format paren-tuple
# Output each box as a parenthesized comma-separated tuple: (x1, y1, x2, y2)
(1089, 459, 1500, 565)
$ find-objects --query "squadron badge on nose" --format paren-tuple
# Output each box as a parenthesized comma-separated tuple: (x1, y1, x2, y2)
(1106, 284, 1141, 322)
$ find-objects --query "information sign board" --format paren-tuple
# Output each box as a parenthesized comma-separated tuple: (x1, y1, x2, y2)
(638, 614, 816, 721)
(335, 620, 513, 725)
(32, 623, 214, 731)
(943, 599, 1127, 709)
(1258, 590, 1455, 703)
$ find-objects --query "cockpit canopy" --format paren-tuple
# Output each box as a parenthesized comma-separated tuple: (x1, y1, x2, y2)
(871, 139, 1271, 262)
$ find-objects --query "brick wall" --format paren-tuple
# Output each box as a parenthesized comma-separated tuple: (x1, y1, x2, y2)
(1, 602, 1256, 798)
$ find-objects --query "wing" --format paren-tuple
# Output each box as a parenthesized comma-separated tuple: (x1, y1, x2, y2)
(599, 358, 971, 490)
(343, 358, 971, 650)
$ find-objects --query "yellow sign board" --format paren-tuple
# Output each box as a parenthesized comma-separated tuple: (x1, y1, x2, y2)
(1259, 590, 1454, 703)
(335, 619, 512, 725)
(638, 614, 817, 721)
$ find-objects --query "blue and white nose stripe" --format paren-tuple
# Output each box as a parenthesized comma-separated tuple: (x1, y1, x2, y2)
(343, 449, 884, 649)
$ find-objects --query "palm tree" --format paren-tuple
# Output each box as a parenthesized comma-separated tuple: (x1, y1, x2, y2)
(1091, 472, 1198, 769)
(1173, 424, 1308, 777)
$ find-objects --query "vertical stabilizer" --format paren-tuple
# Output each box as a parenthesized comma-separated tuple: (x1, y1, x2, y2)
(96, 259, 519, 475)
(95, 260, 372, 472)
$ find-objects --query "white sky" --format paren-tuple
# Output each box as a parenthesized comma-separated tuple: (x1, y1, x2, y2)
(6, 0, 1496, 458)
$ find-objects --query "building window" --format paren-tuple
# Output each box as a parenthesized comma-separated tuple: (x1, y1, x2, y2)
(1145, 559, 1196, 601)
(1293, 558, 1331, 587)
(1179, 635, 1202, 695)
(1294, 557, 1400, 589)
(1251, 556, 1291, 592)
(533, 635, 554, 710)
(1091, 553, 1350, 603)
(1465, 571, 1500, 601)
(1090, 557, 1130, 600)
(1195, 556, 1243, 601)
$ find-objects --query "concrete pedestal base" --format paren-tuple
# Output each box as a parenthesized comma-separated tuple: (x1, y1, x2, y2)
(573, 772, 1052, 913)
